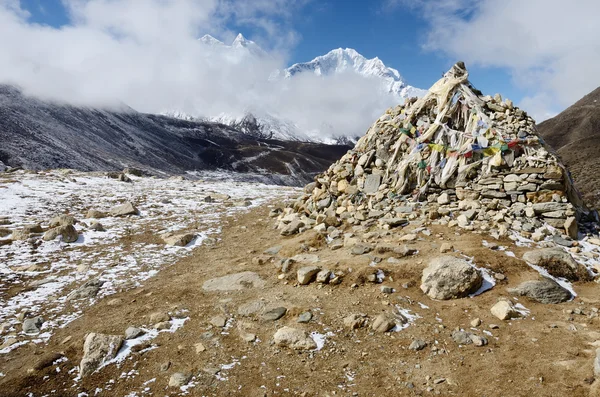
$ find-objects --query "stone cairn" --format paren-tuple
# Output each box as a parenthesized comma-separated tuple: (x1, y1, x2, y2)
(277, 62, 597, 241)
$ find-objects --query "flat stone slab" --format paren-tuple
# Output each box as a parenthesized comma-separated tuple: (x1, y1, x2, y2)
(202, 271, 266, 292)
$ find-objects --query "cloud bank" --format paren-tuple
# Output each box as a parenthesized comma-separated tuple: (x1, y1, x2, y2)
(394, 0, 600, 121)
(0, 0, 400, 140)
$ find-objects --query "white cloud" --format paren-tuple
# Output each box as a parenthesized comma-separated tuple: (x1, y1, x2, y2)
(397, 0, 600, 121)
(0, 0, 402, 140)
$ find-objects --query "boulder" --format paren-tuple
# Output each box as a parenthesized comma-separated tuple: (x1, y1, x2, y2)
(343, 314, 368, 329)
(523, 248, 589, 281)
(261, 307, 287, 322)
(80, 333, 124, 377)
(49, 214, 77, 228)
(22, 316, 44, 334)
(89, 221, 105, 232)
(124, 327, 145, 340)
(162, 233, 195, 247)
(110, 202, 139, 216)
(11, 224, 44, 240)
(280, 219, 305, 236)
(490, 300, 519, 320)
(43, 225, 79, 243)
(86, 209, 107, 219)
(297, 266, 321, 285)
(169, 372, 192, 387)
(273, 327, 317, 350)
(420, 256, 483, 300)
(67, 279, 104, 301)
(371, 314, 396, 332)
(507, 278, 572, 304)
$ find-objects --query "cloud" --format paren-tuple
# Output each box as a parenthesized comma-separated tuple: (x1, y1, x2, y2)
(395, 0, 600, 121)
(0, 0, 402, 140)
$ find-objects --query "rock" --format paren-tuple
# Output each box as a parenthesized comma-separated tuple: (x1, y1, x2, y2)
(532, 202, 567, 214)
(110, 202, 139, 216)
(594, 349, 600, 377)
(280, 219, 305, 236)
(315, 269, 331, 283)
(297, 266, 321, 285)
(154, 322, 171, 330)
(364, 174, 382, 194)
(237, 301, 265, 317)
(470, 334, 488, 346)
(264, 245, 282, 255)
(400, 233, 417, 241)
(43, 225, 79, 243)
(261, 307, 287, 322)
(149, 312, 171, 324)
(351, 244, 372, 255)
(440, 243, 453, 253)
(195, 342, 206, 353)
(451, 330, 472, 345)
(297, 312, 313, 323)
(508, 278, 572, 304)
(210, 316, 227, 328)
(67, 279, 104, 301)
(344, 314, 368, 329)
(22, 316, 44, 334)
(451, 330, 487, 346)
(380, 286, 394, 294)
(437, 193, 450, 205)
(523, 248, 588, 281)
(371, 314, 396, 332)
(11, 224, 44, 240)
(420, 256, 483, 300)
(169, 372, 192, 387)
(1, 337, 18, 349)
(202, 272, 266, 291)
(125, 327, 145, 340)
(86, 209, 107, 219)
(273, 327, 317, 350)
(162, 233, 195, 247)
(89, 221, 105, 232)
(49, 214, 77, 228)
(80, 333, 124, 377)
(564, 217, 578, 239)
(490, 300, 519, 320)
(409, 340, 427, 351)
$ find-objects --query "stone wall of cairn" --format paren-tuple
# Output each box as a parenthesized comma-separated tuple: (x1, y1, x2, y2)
(276, 62, 594, 241)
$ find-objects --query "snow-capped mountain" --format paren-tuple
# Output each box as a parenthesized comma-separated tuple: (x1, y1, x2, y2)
(199, 33, 267, 58)
(284, 48, 427, 99)
(165, 34, 426, 143)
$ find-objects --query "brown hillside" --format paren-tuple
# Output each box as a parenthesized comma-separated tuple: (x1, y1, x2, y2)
(538, 87, 600, 209)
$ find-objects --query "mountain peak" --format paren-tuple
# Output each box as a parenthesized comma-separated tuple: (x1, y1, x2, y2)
(199, 34, 224, 46)
(232, 33, 249, 47)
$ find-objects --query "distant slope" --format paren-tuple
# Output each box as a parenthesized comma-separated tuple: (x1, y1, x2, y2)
(0, 85, 350, 185)
(537, 87, 600, 208)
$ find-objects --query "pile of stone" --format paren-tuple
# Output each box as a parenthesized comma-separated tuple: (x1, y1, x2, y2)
(277, 62, 596, 240)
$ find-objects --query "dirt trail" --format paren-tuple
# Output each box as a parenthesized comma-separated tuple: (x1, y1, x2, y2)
(1, 200, 600, 397)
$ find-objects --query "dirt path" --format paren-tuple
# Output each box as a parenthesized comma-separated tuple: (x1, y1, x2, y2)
(2, 199, 600, 397)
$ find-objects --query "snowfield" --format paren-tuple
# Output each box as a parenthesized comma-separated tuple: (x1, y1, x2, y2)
(0, 170, 298, 353)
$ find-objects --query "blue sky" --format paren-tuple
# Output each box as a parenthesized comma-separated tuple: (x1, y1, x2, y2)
(18, 0, 522, 106)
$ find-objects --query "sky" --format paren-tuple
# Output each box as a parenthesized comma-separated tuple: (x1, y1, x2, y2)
(2, 0, 600, 137)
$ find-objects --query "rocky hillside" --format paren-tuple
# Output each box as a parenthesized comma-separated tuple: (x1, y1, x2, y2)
(538, 87, 600, 209)
(0, 85, 350, 185)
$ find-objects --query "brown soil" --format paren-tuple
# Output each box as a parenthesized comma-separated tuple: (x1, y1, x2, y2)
(1, 203, 600, 397)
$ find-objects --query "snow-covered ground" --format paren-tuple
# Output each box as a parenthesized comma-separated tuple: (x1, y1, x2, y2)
(0, 170, 298, 353)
